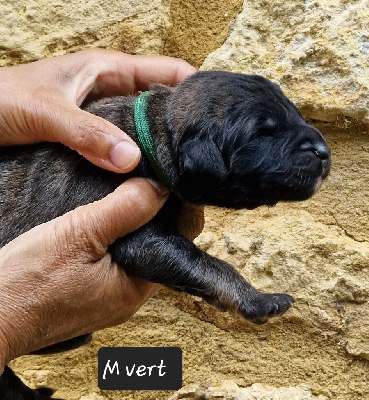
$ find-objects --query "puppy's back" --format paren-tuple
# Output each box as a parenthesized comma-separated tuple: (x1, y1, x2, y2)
(0, 143, 123, 247)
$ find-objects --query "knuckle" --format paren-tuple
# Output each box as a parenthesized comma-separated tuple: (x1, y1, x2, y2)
(65, 208, 104, 257)
(74, 117, 108, 151)
(79, 48, 105, 60)
(116, 180, 162, 223)
(122, 184, 152, 213)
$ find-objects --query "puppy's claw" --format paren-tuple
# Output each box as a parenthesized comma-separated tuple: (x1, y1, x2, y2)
(268, 302, 279, 316)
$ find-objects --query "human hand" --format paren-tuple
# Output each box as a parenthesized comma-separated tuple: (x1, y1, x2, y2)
(0, 49, 196, 172)
(0, 51, 204, 373)
(0, 178, 170, 371)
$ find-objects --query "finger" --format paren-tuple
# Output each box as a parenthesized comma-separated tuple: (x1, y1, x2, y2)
(46, 103, 141, 172)
(69, 178, 169, 256)
(92, 52, 197, 95)
(60, 49, 197, 102)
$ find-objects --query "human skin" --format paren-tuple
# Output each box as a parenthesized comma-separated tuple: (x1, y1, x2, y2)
(0, 49, 196, 171)
(0, 49, 203, 374)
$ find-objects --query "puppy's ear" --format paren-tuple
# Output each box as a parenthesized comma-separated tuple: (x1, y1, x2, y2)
(179, 134, 227, 181)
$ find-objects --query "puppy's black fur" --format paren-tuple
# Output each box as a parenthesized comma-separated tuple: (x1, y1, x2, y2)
(0, 71, 331, 398)
(0, 367, 58, 400)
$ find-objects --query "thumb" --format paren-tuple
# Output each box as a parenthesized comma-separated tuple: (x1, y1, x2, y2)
(65, 178, 169, 257)
(47, 104, 141, 173)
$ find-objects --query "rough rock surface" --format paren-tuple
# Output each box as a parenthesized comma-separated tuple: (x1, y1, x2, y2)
(0, 0, 242, 69)
(169, 381, 326, 400)
(202, 0, 369, 124)
(162, 0, 243, 68)
(0, 0, 172, 65)
(3, 0, 369, 399)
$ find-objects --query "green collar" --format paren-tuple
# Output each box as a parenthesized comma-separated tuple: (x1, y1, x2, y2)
(133, 91, 172, 190)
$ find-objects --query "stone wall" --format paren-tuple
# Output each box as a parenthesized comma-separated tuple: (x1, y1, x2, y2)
(3, 0, 369, 399)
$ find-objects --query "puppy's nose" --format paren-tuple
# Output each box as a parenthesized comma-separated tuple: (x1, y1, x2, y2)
(313, 143, 330, 161)
(300, 141, 330, 160)
(314, 142, 331, 178)
(299, 140, 331, 178)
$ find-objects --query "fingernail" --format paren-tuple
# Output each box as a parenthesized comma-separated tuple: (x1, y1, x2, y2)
(110, 141, 140, 170)
(147, 179, 169, 197)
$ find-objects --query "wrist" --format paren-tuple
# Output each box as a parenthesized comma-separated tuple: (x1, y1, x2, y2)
(0, 246, 42, 365)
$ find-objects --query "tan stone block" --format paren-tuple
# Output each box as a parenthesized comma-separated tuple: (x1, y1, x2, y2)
(202, 0, 369, 124)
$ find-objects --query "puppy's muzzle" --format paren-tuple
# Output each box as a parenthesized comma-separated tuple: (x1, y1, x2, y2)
(299, 139, 331, 179)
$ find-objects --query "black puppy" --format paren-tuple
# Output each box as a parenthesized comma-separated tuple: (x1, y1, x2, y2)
(0, 71, 331, 398)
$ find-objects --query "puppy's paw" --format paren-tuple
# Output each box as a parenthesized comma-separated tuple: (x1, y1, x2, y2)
(239, 292, 294, 324)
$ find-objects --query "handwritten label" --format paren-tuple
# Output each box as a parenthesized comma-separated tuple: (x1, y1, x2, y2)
(98, 347, 182, 390)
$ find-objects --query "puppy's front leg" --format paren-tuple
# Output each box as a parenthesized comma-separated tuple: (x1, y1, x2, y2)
(111, 227, 294, 324)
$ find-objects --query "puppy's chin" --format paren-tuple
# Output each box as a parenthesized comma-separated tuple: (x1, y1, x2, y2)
(196, 193, 278, 210)
(277, 182, 320, 203)
(233, 179, 323, 209)
(177, 176, 322, 210)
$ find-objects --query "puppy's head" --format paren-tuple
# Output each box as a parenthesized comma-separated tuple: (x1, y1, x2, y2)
(166, 71, 331, 209)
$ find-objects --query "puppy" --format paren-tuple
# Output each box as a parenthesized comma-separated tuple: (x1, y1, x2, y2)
(0, 71, 331, 398)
